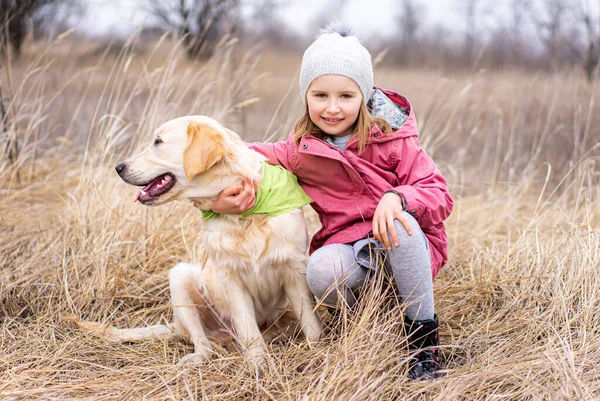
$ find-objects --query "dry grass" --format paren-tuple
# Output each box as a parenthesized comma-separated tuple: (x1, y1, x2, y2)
(1, 32, 599, 400)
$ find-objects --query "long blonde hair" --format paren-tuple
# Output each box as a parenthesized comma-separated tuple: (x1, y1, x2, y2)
(293, 102, 392, 153)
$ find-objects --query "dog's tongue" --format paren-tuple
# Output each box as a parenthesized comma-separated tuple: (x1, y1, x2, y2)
(135, 179, 159, 203)
(134, 174, 174, 203)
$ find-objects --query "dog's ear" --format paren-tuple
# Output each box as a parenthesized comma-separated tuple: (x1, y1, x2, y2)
(183, 121, 226, 179)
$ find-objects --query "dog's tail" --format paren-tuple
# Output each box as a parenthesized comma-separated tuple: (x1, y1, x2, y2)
(65, 317, 181, 343)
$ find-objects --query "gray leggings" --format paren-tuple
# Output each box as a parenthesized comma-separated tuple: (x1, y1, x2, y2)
(306, 211, 434, 321)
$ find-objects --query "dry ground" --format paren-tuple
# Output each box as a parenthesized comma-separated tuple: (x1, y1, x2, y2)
(1, 33, 600, 400)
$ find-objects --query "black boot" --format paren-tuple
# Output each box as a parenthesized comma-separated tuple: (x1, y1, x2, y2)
(404, 314, 443, 380)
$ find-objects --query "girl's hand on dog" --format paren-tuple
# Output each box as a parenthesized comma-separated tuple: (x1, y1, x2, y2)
(211, 179, 256, 214)
(373, 192, 412, 250)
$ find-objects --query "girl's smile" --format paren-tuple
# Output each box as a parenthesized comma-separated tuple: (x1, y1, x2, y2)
(306, 75, 363, 137)
(322, 117, 344, 124)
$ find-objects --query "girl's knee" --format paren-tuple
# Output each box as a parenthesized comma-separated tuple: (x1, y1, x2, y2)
(305, 260, 328, 297)
(306, 244, 360, 301)
(391, 212, 428, 250)
(306, 247, 340, 297)
(307, 245, 353, 273)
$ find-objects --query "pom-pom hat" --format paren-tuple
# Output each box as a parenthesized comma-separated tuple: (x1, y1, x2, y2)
(299, 24, 373, 105)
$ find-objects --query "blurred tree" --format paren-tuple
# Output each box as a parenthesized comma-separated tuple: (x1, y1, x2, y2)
(508, 0, 528, 65)
(528, 0, 569, 67)
(483, 0, 530, 69)
(1, 0, 33, 57)
(396, 0, 422, 65)
(572, 1, 600, 81)
(246, 0, 289, 45)
(1, 0, 43, 57)
(32, 0, 84, 39)
(398, 0, 420, 46)
(529, 0, 600, 80)
(0, 0, 80, 58)
(145, 0, 240, 59)
(460, 0, 488, 64)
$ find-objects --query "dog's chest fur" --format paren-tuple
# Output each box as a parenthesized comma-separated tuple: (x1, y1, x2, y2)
(202, 210, 307, 269)
(200, 209, 309, 323)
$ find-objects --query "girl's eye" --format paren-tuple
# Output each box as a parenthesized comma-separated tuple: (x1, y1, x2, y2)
(341, 94, 353, 99)
(315, 93, 327, 98)
(154, 138, 163, 146)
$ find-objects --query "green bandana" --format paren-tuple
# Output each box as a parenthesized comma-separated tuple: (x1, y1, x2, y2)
(201, 163, 313, 220)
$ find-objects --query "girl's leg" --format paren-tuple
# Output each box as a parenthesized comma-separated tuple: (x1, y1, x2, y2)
(386, 211, 435, 321)
(306, 243, 367, 307)
(388, 212, 442, 380)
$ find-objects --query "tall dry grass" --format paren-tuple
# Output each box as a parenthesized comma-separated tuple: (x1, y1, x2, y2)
(1, 32, 599, 400)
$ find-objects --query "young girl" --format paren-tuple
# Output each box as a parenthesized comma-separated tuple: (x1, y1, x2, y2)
(211, 26, 453, 380)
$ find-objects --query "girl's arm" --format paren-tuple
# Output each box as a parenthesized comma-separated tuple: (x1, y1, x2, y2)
(373, 136, 452, 249)
(391, 136, 453, 227)
(247, 140, 293, 171)
(211, 139, 293, 214)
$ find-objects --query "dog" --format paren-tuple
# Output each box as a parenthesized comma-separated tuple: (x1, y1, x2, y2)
(79, 116, 321, 364)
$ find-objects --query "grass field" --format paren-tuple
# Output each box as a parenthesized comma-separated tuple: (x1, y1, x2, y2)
(1, 33, 599, 400)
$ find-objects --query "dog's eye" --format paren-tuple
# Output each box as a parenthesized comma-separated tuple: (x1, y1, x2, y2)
(154, 138, 163, 146)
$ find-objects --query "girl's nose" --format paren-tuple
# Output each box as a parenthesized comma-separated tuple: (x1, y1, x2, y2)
(326, 101, 340, 113)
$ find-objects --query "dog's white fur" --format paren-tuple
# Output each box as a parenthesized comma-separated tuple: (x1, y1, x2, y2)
(81, 116, 321, 364)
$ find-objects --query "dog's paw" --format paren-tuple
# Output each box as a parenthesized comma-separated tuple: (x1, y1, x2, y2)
(178, 351, 212, 366)
(244, 347, 267, 367)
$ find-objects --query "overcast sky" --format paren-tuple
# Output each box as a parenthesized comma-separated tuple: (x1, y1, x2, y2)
(77, 0, 473, 39)
(76, 0, 600, 46)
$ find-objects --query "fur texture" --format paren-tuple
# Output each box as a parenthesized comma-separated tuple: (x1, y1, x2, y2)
(80, 116, 321, 364)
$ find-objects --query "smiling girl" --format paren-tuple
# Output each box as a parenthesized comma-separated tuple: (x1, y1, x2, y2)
(210, 25, 453, 380)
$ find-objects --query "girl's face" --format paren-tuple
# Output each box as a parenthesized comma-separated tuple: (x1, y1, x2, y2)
(306, 75, 363, 137)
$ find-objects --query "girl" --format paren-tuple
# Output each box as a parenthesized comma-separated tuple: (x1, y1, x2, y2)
(211, 26, 453, 380)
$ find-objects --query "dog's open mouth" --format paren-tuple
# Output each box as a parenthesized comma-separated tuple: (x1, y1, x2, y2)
(135, 173, 177, 204)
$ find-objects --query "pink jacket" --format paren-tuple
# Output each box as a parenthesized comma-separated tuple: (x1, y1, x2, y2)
(249, 89, 453, 278)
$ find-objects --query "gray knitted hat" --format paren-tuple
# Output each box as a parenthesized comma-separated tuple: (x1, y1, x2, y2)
(299, 25, 373, 105)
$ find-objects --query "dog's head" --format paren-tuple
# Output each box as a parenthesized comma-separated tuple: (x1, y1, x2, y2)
(115, 116, 241, 206)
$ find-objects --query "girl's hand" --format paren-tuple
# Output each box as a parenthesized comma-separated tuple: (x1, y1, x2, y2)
(210, 179, 256, 214)
(372, 192, 413, 250)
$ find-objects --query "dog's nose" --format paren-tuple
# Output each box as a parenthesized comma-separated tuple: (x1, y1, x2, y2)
(115, 162, 127, 176)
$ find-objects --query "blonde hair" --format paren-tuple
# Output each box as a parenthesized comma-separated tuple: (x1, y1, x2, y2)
(293, 102, 392, 153)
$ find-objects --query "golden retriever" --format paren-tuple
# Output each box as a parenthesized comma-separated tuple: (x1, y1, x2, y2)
(79, 116, 321, 364)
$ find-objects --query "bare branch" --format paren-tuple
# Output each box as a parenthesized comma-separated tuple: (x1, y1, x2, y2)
(144, 0, 239, 59)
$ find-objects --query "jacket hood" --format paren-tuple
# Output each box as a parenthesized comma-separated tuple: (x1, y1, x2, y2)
(362, 87, 418, 144)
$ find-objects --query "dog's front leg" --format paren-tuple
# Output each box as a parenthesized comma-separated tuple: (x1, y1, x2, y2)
(222, 275, 266, 363)
(284, 268, 322, 345)
(169, 263, 213, 363)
